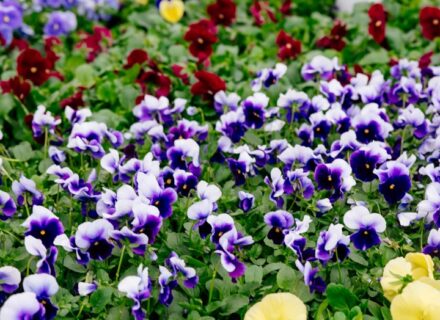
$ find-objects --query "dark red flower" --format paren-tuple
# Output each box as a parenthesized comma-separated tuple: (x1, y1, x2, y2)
(9, 38, 29, 51)
(419, 51, 433, 69)
(16, 49, 51, 86)
(138, 70, 171, 97)
(60, 89, 85, 110)
(124, 49, 149, 69)
(191, 71, 226, 100)
(207, 0, 236, 26)
(171, 64, 190, 85)
(368, 3, 387, 44)
(276, 30, 301, 60)
(44, 37, 61, 70)
(250, 1, 277, 26)
(184, 19, 218, 62)
(316, 20, 347, 51)
(76, 26, 112, 62)
(280, 0, 292, 16)
(420, 7, 440, 40)
(0, 76, 31, 102)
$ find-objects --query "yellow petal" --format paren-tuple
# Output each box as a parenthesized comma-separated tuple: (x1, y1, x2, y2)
(391, 280, 440, 320)
(245, 293, 307, 320)
(405, 252, 434, 280)
(380, 257, 412, 301)
(159, 0, 184, 24)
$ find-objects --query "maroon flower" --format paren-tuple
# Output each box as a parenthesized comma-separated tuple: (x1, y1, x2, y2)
(207, 0, 236, 26)
(419, 51, 433, 69)
(124, 49, 149, 69)
(280, 0, 292, 16)
(9, 38, 29, 51)
(171, 64, 190, 85)
(0, 76, 31, 102)
(420, 7, 440, 40)
(184, 19, 218, 62)
(250, 1, 277, 26)
(60, 89, 85, 110)
(76, 26, 112, 62)
(44, 37, 61, 70)
(16, 49, 51, 86)
(191, 71, 226, 100)
(276, 30, 301, 60)
(316, 20, 347, 51)
(368, 3, 387, 44)
(138, 70, 171, 97)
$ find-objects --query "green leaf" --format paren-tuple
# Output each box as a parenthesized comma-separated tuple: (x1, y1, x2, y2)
(220, 294, 249, 315)
(326, 284, 359, 311)
(359, 49, 389, 65)
(11, 141, 33, 161)
(0, 94, 15, 116)
(106, 306, 130, 320)
(90, 287, 113, 312)
(74, 64, 96, 87)
(245, 265, 263, 285)
(118, 85, 139, 110)
(316, 299, 329, 320)
(91, 109, 127, 129)
(276, 265, 297, 290)
(63, 255, 86, 273)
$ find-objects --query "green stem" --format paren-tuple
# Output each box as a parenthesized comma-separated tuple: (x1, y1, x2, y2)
(26, 256, 34, 276)
(24, 195, 30, 217)
(0, 156, 22, 162)
(44, 128, 49, 159)
(420, 217, 426, 251)
(208, 263, 218, 304)
(115, 245, 126, 281)
(77, 298, 88, 318)
(335, 250, 342, 283)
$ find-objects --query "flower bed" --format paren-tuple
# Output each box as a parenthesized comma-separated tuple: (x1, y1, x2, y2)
(0, 0, 440, 319)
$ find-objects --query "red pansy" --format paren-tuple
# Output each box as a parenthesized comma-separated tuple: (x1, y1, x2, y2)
(60, 89, 86, 110)
(368, 3, 387, 44)
(191, 71, 226, 100)
(138, 70, 172, 98)
(16, 49, 51, 86)
(250, 1, 277, 26)
(316, 20, 347, 51)
(276, 30, 301, 60)
(0, 76, 31, 102)
(76, 26, 112, 62)
(207, 0, 237, 26)
(44, 36, 61, 70)
(171, 64, 190, 85)
(420, 7, 440, 40)
(419, 51, 433, 69)
(184, 19, 218, 62)
(124, 49, 149, 69)
(280, 0, 292, 16)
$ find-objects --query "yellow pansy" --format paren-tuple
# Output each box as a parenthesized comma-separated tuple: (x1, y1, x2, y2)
(391, 278, 440, 320)
(159, 0, 185, 24)
(380, 253, 434, 301)
(244, 293, 307, 320)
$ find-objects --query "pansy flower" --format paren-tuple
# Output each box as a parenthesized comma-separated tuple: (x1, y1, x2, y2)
(16, 48, 52, 86)
(249, 1, 277, 26)
(276, 30, 301, 61)
(316, 20, 347, 51)
(31, 105, 61, 138)
(251, 63, 287, 92)
(0, 292, 45, 319)
(264, 168, 286, 208)
(264, 210, 293, 244)
(118, 264, 151, 320)
(352, 103, 393, 143)
(22, 206, 64, 248)
(238, 191, 254, 212)
(12, 175, 44, 206)
(315, 223, 350, 263)
(0, 266, 20, 294)
(350, 142, 390, 182)
(314, 159, 355, 202)
(213, 90, 241, 114)
(419, 6, 440, 40)
(343, 206, 386, 251)
(423, 229, 440, 258)
(296, 260, 326, 294)
(184, 19, 217, 62)
(418, 182, 440, 227)
(191, 71, 226, 100)
(216, 109, 246, 143)
(0, 190, 16, 220)
(44, 11, 77, 36)
(0, 76, 31, 102)
(301, 55, 340, 81)
(24, 236, 58, 275)
(368, 3, 386, 44)
(131, 200, 163, 244)
(23, 274, 59, 320)
(207, 0, 236, 26)
(374, 160, 412, 204)
(74, 219, 114, 261)
(242, 92, 269, 129)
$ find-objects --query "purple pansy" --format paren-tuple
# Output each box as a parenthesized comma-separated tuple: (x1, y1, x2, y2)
(44, 11, 77, 36)
(251, 63, 287, 92)
(423, 229, 440, 258)
(24, 236, 58, 276)
(0, 266, 20, 294)
(238, 191, 254, 212)
(22, 206, 64, 248)
(314, 159, 355, 202)
(264, 210, 294, 245)
(350, 142, 390, 182)
(0, 292, 45, 319)
(32, 106, 61, 138)
(343, 206, 386, 250)
(242, 93, 269, 129)
(74, 219, 114, 261)
(301, 55, 340, 81)
(315, 224, 350, 263)
(216, 109, 247, 143)
(0, 190, 16, 220)
(131, 200, 163, 245)
(12, 175, 44, 206)
(23, 273, 59, 320)
(374, 160, 412, 204)
(213, 91, 241, 114)
(296, 260, 326, 294)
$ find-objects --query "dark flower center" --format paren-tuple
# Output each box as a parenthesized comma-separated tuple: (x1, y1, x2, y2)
(166, 178, 172, 185)
(364, 128, 369, 134)
(154, 200, 160, 206)
(40, 230, 46, 236)
(182, 184, 188, 190)
(3, 16, 10, 23)
(433, 19, 439, 25)
(197, 38, 204, 44)
(389, 184, 395, 190)
(30, 67, 38, 73)
(286, 43, 292, 49)
(375, 20, 382, 27)
(365, 163, 370, 169)
(327, 175, 332, 182)
(363, 230, 369, 235)
(219, 14, 224, 19)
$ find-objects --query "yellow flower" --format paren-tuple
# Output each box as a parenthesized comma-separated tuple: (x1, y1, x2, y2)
(380, 253, 434, 301)
(244, 293, 307, 320)
(391, 278, 440, 320)
(135, 0, 148, 5)
(159, 0, 185, 24)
